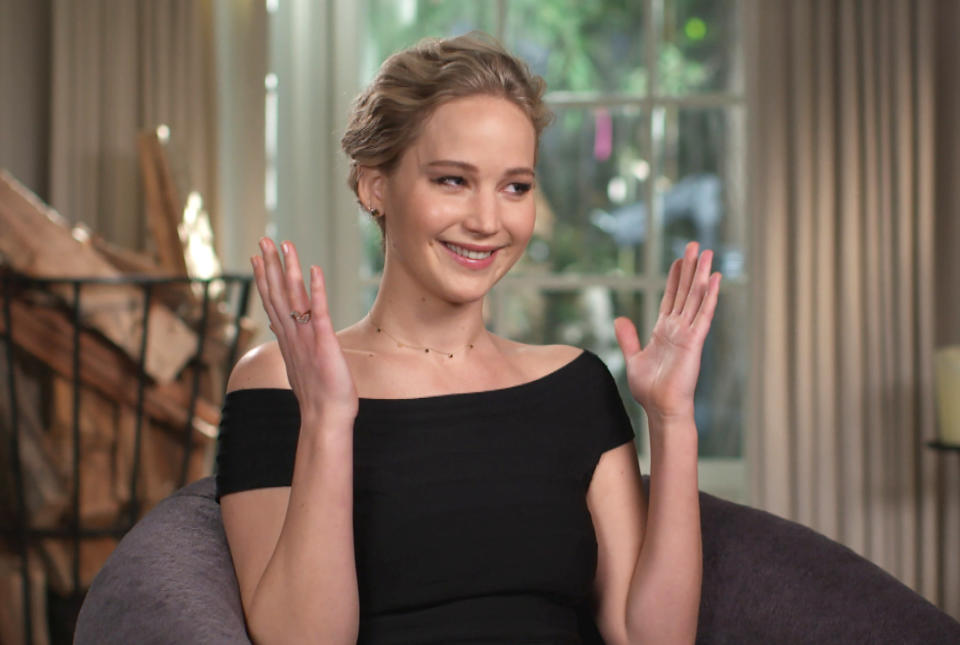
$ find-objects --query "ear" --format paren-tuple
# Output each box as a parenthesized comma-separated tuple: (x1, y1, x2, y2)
(357, 165, 387, 215)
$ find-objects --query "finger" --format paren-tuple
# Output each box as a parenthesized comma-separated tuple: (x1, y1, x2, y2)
(659, 258, 682, 318)
(251, 254, 281, 331)
(309, 265, 334, 333)
(692, 272, 722, 337)
(681, 249, 714, 322)
(281, 241, 311, 316)
(260, 238, 294, 326)
(613, 316, 642, 358)
(671, 241, 700, 315)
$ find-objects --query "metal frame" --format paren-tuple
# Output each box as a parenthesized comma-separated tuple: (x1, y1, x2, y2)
(0, 271, 253, 644)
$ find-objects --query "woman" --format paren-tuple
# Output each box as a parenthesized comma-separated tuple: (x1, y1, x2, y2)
(216, 32, 718, 645)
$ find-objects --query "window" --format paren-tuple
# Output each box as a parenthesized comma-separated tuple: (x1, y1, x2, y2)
(359, 0, 748, 501)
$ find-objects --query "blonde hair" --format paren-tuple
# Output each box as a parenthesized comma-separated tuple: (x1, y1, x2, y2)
(341, 32, 552, 227)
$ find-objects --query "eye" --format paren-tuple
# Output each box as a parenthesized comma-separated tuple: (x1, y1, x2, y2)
(505, 182, 533, 196)
(433, 175, 466, 188)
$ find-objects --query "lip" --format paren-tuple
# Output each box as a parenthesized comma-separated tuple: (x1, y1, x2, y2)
(440, 241, 499, 270)
(439, 240, 502, 253)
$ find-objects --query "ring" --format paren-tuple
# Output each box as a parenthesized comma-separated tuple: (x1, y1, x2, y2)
(289, 309, 312, 324)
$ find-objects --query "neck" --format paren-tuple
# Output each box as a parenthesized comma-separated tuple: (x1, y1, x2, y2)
(364, 276, 490, 357)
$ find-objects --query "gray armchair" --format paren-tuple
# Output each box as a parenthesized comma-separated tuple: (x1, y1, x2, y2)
(74, 476, 960, 644)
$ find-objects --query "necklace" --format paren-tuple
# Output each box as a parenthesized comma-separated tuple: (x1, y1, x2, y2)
(372, 322, 477, 359)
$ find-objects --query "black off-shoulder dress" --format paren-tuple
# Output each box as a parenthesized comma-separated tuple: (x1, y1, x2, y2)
(215, 349, 635, 644)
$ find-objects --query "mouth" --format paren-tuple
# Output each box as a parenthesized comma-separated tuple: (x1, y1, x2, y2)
(441, 241, 498, 260)
(440, 241, 501, 269)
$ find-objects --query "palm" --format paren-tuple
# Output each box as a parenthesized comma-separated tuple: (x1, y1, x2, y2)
(614, 243, 720, 423)
(252, 239, 359, 421)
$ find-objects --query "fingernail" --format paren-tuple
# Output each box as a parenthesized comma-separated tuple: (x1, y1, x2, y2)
(259, 238, 268, 251)
(281, 242, 290, 254)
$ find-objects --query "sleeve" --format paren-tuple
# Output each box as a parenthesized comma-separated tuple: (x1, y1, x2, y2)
(578, 350, 636, 475)
(214, 388, 301, 502)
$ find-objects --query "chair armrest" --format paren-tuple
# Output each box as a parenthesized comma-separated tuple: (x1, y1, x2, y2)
(74, 477, 252, 645)
(690, 477, 960, 644)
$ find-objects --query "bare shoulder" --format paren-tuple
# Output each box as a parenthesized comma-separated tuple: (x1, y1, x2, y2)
(225, 341, 290, 392)
(496, 339, 584, 380)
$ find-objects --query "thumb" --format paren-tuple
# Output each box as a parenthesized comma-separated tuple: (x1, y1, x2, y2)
(613, 316, 642, 358)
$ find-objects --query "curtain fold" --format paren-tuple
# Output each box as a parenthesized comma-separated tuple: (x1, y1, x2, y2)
(746, 0, 959, 617)
(0, 0, 52, 199)
(47, 0, 219, 253)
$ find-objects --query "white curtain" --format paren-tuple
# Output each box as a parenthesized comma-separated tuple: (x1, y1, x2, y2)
(213, 0, 268, 273)
(47, 0, 218, 251)
(0, 0, 266, 272)
(0, 1, 52, 200)
(746, 0, 959, 617)
(267, 0, 362, 329)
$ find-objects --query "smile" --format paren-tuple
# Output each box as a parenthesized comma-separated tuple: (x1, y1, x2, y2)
(442, 242, 495, 260)
(440, 241, 500, 270)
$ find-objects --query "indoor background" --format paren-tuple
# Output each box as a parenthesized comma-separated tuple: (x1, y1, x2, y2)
(2, 0, 959, 622)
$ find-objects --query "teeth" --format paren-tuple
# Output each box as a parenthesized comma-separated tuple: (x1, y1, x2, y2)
(444, 242, 494, 260)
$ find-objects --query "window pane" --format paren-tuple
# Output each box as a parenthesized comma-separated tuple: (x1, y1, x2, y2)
(505, 0, 647, 94)
(361, 0, 496, 82)
(492, 286, 647, 448)
(693, 285, 746, 457)
(519, 106, 650, 276)
(658, 0, 741, 95)
(654, 106, 746, 278)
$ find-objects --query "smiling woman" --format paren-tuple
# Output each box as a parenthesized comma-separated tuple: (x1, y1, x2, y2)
(355, 94, 538, 307)
(214, 32, 716, 645)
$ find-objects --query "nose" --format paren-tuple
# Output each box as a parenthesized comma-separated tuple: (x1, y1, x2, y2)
(463, 190, 501, 236)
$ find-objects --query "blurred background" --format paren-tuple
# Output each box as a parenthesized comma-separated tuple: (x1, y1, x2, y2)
(1, 0, 959, 624)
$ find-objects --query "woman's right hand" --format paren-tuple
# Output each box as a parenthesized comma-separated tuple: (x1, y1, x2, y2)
(252, 238, 359, 424)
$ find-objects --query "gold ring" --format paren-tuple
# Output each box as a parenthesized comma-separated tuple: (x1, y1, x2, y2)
(289, 309, 312, 324)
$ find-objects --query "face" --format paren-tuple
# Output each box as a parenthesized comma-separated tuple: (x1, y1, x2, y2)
(361, 94, 537, 305)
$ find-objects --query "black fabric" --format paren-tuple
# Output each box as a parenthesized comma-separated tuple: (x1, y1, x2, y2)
(215, 349, 635, 644)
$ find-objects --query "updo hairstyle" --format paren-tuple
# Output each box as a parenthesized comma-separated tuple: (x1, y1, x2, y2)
(341, 32, 552, 231)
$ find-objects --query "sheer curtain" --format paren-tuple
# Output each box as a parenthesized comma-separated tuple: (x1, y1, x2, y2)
(0, 0, 52, 199)
(0, 0, 266, 270)
(745, 0, 959, 617)
(47, 0, 218, 250)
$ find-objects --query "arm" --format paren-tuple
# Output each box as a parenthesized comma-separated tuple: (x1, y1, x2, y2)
(220, 239, 360, 645)
(590, 242, 719, 645)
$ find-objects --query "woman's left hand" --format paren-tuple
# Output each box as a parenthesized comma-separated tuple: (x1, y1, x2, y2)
(614, 241, 721, 425)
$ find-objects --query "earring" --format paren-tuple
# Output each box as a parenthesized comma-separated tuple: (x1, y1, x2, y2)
(367, 205, 382, 218)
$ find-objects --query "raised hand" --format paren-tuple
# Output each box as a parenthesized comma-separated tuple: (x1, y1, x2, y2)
(252, 238, 358, 423)
(613, 242, 721, 425)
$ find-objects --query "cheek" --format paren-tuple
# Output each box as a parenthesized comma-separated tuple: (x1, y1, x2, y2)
(512, 204, 537, 241)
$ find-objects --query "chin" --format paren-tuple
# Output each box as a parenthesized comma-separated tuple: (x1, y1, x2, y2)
(440, 286, 492, 306)
(431, 262, 514, 303)
(434, 274, 502, 304)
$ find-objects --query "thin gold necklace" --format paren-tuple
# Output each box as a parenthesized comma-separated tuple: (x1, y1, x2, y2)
(372, 323, 478, 359)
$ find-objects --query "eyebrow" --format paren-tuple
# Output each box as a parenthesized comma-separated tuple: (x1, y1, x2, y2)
(424, 160, 535, 178)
